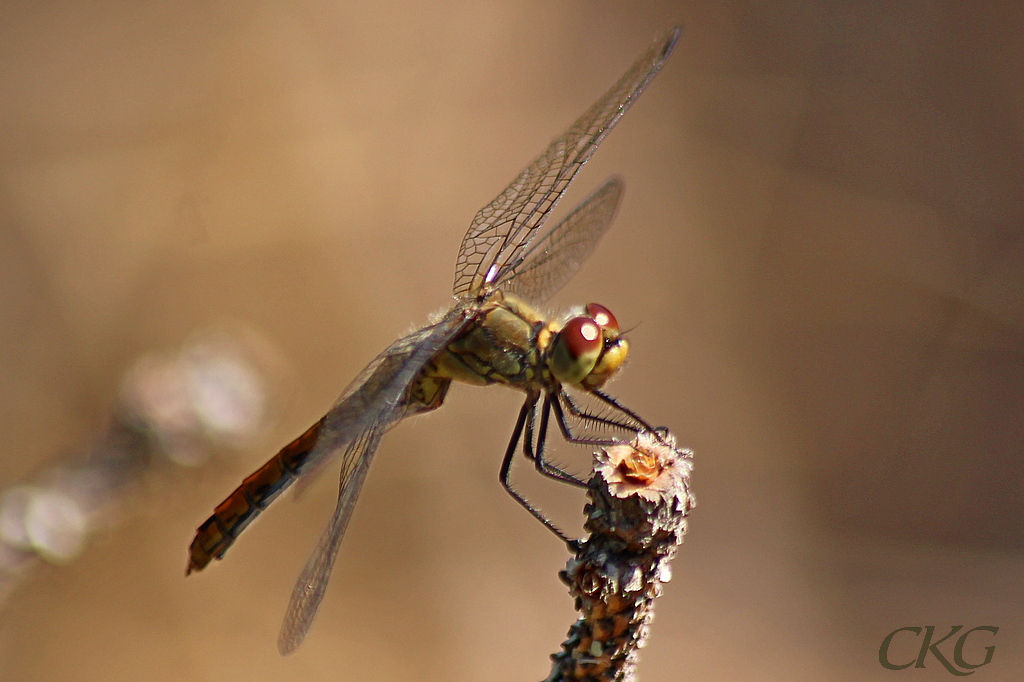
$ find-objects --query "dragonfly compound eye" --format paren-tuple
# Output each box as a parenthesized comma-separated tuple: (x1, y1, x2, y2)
(549, 316, 603, 385)
(585, 302, 619, 335)
(576, 302, 629, 388)
(582, 335, 629, 389)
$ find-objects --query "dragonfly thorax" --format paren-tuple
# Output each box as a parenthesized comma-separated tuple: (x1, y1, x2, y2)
(430, 294, 627, 393)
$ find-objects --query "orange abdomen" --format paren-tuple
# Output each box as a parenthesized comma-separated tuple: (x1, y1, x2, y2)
(186, 418, 324, 575)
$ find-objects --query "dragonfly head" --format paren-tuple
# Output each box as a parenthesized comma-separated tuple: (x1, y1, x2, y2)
(549, 303, 629, 389)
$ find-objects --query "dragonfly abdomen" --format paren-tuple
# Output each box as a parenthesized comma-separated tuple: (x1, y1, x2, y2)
(186, 418, 324, 575)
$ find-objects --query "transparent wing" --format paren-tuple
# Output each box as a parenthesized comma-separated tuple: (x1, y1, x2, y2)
(294, 307, 467, 487)
(451, 26, 680, 299)
(277, 306, 471, 654)
(500, 176, 623, 305)
(277, 424, 383, 655)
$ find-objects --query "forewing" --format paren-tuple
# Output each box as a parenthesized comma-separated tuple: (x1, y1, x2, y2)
(452, 26, 680, 299)
(500, 176, 623, 305)
(277, 306, 471, 654)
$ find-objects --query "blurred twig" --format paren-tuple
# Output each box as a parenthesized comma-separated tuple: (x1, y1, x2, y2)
(545, 430, 694, 682)
(0, 328, 277, 606)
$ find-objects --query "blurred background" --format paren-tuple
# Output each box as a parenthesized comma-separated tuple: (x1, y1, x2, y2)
(1, 1, 1022, 680)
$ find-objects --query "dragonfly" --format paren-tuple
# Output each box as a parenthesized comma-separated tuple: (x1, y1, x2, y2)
(187, 25, 680, 655)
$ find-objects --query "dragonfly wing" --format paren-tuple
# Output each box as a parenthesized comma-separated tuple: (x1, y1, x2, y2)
(277, 424, 383, 655)
(293, 308, 467, 487)
(277, 306, 471, 654)
(452, 26, 680, 299)
(500, 176, 623, 305)
(285, 322, 442, 502)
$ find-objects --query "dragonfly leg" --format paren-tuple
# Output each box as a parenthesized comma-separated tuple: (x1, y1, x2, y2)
(550, 394, 627, 448)
(500, 395, 577, 546)
(560, 390, 638, 432)
(523, 397, 588, 488)
(589, 388, 663, 434)
(554, 392, 671, 452)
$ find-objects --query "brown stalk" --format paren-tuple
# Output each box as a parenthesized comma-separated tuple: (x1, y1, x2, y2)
(544, 430, 694, 682)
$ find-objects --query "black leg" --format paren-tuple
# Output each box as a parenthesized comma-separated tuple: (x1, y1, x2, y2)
(560, 390, 638, 432)
(551, 394, 627, 448)
(500, 395, 576, 546)
(590, 388, 663, 434)
(526, 397, 587, 488)
(522, 397, 536, 459)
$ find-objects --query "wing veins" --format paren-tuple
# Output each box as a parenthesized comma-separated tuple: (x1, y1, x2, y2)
(276, 307, 471, 653)
(452, 26, 680, 299)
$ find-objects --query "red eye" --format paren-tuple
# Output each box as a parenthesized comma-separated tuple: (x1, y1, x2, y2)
(560, 316, 602, 359)
(585, 303, 619, 333)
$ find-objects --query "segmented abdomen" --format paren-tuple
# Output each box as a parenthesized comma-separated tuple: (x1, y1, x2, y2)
(186, 418, 324, 575)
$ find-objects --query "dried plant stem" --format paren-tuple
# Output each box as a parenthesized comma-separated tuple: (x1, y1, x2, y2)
(545, 431, 694, 682)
